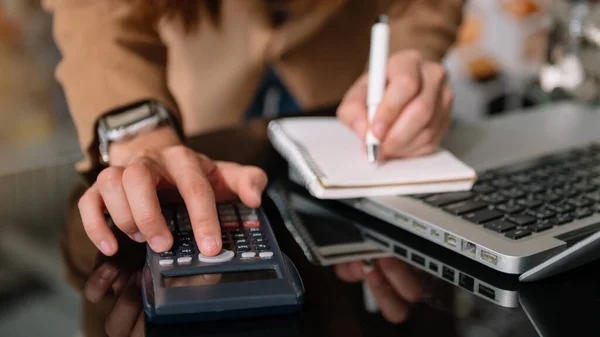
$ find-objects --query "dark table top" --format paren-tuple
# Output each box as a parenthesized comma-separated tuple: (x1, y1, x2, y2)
(55, 117, 600, 337)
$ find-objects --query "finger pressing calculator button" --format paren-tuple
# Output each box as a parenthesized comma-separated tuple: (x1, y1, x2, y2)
(198, 249, 235, 263)
(259, 252, 274, 259)
(243, 220, 261, 228)
(241, 252, 256, 258)
(159, 259, 174, 266)
(242, 214, 259, 221)
(177, 256, 192, 264)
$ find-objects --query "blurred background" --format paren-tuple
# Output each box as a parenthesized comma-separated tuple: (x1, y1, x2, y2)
(0, 0, 599, 336)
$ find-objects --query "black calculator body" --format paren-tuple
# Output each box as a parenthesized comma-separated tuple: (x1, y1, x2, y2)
(141, 193, 304, 323)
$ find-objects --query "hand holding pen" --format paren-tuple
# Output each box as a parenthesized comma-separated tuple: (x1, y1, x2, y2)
(337, 15, 454, 163)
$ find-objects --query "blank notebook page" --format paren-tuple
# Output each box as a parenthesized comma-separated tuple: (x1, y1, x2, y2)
(279, 118, 475, 187)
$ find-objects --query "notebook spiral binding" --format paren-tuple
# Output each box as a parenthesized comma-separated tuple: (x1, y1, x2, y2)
(268, 122, 327, 188)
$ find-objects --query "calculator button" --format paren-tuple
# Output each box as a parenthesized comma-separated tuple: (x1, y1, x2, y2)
(177, 256, 192, 264)
(159, 252, 174, 258)
(259, 252, 274, 259)
(159, 259, 174, 266)
(243, 220, 261, 228)
(242, 214, 259, 220)
(248, 228, 261, 232)
(252, 238, 267, 244)
(256, 244, 270, 251)
(198, 249, 235, 263)
(251, 232, 263, 237)
(220, 215, 238, 222)
(241, 252, 256, 258)
(236, 245, 250, 250)
(235, 239, 247, 244)
(179, 236, 193, 243)
(221, 221, 239, 228)
(234, 233, 246, 238)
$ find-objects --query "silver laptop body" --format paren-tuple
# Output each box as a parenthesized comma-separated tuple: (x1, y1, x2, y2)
(344, 103, 600, 275)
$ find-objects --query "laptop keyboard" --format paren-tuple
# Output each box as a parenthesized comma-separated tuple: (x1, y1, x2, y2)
(412, 143, 600, 240)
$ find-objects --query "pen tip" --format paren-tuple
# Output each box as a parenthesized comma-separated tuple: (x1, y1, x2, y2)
(377, 15, 389, 24)
(367, 144, 379, 164)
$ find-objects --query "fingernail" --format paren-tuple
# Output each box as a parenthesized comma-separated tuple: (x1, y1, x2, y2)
(99, 240, 114, 255)
(132, 232, 145, 243)
(362, 261, 374, 275)
(101, 265, 116, 280)
(149, 235, 169, 252)
(353, 120, 366, 137)
(201, 236, 219, 254)
(372, 122, 387, 139)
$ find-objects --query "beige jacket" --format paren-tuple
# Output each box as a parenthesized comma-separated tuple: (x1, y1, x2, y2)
(47, 0, 464, 171)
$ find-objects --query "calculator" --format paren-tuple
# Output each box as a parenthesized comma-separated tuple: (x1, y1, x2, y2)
(140, 195, 304, 323)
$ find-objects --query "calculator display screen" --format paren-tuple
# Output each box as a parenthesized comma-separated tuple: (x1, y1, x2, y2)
(163, 269, 278, 288)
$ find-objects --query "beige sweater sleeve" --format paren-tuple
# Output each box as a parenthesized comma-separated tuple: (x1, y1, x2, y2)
(379, 0, 465, 61)
(47, 0, 180, 172)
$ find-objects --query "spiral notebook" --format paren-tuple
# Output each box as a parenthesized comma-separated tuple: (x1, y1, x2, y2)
(268, 117, 477, 199)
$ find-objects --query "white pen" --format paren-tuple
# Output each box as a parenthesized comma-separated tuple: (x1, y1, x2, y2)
(366, 15, 389, 164)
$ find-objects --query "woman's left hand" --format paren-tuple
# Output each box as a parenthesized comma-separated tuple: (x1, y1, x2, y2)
(337, 50, 453, 161)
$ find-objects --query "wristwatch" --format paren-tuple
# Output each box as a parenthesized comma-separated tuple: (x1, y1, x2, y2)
(97, 101, 178, 165)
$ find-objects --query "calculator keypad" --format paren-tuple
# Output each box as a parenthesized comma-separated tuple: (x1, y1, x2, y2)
(157, 202, 273, 267)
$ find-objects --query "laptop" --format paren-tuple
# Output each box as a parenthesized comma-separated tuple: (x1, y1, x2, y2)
(338, 103, 600, 280)
(272, 179, 521, 307)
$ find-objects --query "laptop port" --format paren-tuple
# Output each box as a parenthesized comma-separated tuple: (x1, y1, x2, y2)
(394, 245, 407, 258)
(444, 233, 457, 249)
(411, 254, 425, 266)
(481, 250, 498, 265)
(412, 221, 428, 233)
(430, 229, 441, 240)
(442, 266, 455, 282)
(395, 212, 410, 225)
(461, 241, 476, 256)
(429, 262, 439, 273)
(478, 284, 496, 300)
(459, 273, 474, 292)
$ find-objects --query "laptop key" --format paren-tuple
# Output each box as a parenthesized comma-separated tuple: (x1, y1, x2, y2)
(567, 197, 593, 208)
(531, 220, 556, 233)
(524, 208, 556, 219)
(545, 201, 574, 213)
(495, 203, 524, 214)
(574, 207, 594, 219)
(500, 188, 525, 199)
(463, 209, 504, 224)
(479, 193, 506, 204)
(483, 220, 516, 233)
(473, 183, 495, 194)
(424, 192, 475, 207)
(556, 213, 575, 225)
(491, 178, 513, 188)
(505, 228, 533, 240)
(444, 200, 489, 215)
(585, 192, 600, 202)
(516, 198, 543, 209)
(507, 214, 537, 226)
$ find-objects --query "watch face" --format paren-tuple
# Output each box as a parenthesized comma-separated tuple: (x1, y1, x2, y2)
(105, 104, 153, 129)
